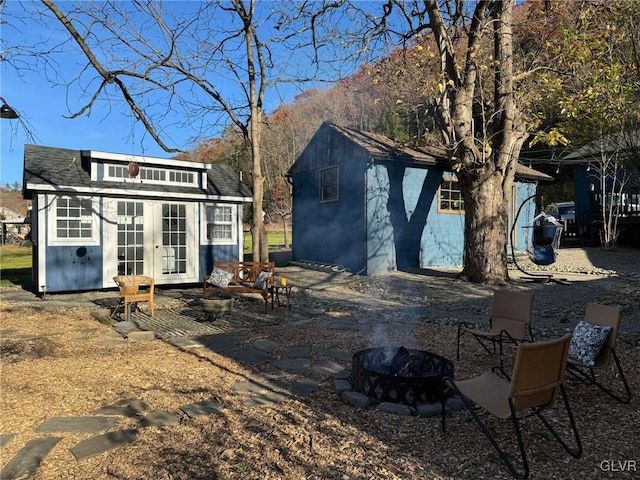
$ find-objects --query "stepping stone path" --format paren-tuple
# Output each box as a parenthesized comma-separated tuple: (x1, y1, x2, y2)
(0, 328, 355, 480)
(0, 437, 62, 479)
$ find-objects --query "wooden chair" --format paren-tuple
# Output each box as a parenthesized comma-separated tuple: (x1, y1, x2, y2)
(112, 275, 155, 321)
(442, 334, 582, 479)
(566, 303, 631, 404)
(457, 290, 534, 366)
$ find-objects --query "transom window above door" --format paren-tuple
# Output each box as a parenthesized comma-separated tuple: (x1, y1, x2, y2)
(104, 163, 198, 187)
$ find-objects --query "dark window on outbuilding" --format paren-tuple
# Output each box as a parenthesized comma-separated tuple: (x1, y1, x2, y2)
(320, 166, 338, 202)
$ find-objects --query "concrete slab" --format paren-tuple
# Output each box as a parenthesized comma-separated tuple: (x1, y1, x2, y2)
(311, 359, 345, 376)
(271, 358, 311, 371)
(253, 338, 281, 352)
(180, 399, 223, 418)
(321, 349, 353, 362)
(201, 333, 240, 353)
(92, 398, 148, 417)
(0, 437, 62, 479)
(0, 433, 16, 448)
(36, 416, 119, 433)
(333, 378, 352, 395)
(166, 336, 206, 349)
(127, 331, 156, 341)
(282, 346, 312, 358)
(239, 391, 289, 408)
(231, 380, 273, 394)
(70, 429, 138, 461)
(333, 369, 352, 380)
(113, 320, 141, 330)
(140, 410, 181, 427)
(249, 372, 290, 390)
(291, 377, 318, 396)
(228, 348, 269, 364)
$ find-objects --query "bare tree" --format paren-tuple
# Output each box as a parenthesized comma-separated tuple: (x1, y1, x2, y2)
(566, 131, 638, 250)
(360, 0, 531, 283)
(33, 0, 350, 262)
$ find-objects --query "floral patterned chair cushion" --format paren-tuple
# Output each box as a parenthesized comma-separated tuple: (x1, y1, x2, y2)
(207, 267, 234, 288)
(569, 320, 612, 367)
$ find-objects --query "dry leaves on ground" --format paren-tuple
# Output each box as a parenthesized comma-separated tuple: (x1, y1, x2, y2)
(1, 263, 640, 480)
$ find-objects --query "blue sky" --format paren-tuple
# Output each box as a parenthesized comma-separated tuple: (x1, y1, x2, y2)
(1, 1, 373, 188)
(1, 63, 178, 187)
(0, 1, 191, 187)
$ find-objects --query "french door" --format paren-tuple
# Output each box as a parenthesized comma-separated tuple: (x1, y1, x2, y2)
(112, 200, 197, 283)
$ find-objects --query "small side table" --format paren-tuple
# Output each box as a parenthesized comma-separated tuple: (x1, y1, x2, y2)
(270, 284, 292, 310)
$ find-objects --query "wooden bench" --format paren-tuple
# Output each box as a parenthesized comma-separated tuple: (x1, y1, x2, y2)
(203, 261, 275, 312)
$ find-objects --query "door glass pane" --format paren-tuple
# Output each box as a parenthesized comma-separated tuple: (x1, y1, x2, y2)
(117, 201, 144, 275)
(161, 203, 187, 274)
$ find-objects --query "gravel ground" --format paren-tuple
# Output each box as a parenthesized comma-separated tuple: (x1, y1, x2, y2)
(2, 245, 639, 338)
(1, 246, 639, 480)
(287, 246, 640, 340)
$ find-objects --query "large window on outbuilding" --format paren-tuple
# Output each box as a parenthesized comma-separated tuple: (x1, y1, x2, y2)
(49, 196, 99, 245)
(320, 166, 339, 202)
(439, 175, 465, 213)
(203, 204, 236, 244)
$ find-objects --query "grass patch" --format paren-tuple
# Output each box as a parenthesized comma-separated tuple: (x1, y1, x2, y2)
(0, 233, 291, 286)
(243, 230, 291, 253)
(0, 245, 32, 287)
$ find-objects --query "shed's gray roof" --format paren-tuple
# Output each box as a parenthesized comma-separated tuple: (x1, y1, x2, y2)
(329, 123, 450, 168)
(22, 144, 252, 201)
(290, 122, 552, 182)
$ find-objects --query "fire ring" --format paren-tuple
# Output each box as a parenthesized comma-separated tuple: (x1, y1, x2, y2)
(350, 346, 454, 406)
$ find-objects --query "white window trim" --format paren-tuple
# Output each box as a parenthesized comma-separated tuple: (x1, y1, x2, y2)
(201, 203, 237, 245)
(438, 174, 465, 214)
(47, 194, 101, 246)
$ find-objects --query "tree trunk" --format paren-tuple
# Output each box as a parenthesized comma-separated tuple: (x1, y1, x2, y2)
(459, 172, 511, 284)
(283, 216, 290, 250)
(243, 2, 267, 263)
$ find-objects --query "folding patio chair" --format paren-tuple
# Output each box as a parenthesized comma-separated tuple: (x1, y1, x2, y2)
(566, 303, 631, 404)
(457, 290, 534, 366)
(111, 275, 155, 321)
(442, 334, 582, 479)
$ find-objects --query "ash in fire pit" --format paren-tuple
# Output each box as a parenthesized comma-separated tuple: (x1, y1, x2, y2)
(351, 346, 454, 406)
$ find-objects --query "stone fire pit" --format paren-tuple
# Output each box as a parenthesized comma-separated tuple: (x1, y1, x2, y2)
(334, 346, 460, 416)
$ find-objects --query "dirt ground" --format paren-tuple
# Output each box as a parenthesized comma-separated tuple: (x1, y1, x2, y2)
(1, 246, 639, 479)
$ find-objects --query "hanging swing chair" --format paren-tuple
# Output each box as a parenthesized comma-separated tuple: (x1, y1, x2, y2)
(510, 194, 566, 283)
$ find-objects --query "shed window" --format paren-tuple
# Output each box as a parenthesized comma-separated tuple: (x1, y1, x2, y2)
(49, 196, 99, 245)
(320, 166, 338, 202)
(203, 204, 236, 244)
(439, 176, 465, 213)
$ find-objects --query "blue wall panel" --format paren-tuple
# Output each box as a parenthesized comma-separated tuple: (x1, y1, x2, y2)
(199, 244, 240, 280)
(420, 208, 465, 268)
(573, 165, 592, 218)
(292, 162, 366, 273)
(45, 246, 104, 292)
(365, 164, 395, 274)
(366, 164, 445, 272)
